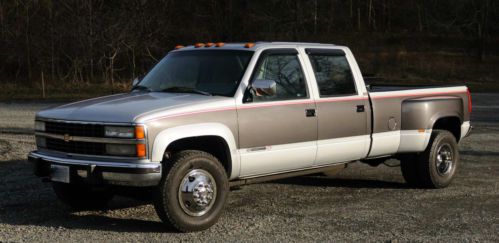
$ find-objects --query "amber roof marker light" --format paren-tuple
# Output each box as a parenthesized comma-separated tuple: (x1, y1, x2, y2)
(174, 45, 184, 49)
(244, 42, 255, 48)
(194, 43, 205, 48)
(215, 42, 225, 47)
(205, 42, 215, 47)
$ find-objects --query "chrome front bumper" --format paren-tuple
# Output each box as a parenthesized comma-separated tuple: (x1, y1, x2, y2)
(28, 151, 162, 187)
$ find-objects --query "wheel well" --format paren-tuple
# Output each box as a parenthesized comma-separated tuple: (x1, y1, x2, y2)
(165, 136, 232, 177)
(433, 117, 461, 141)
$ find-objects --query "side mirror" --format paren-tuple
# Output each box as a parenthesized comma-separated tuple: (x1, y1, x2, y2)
(252, 79, 276, 96)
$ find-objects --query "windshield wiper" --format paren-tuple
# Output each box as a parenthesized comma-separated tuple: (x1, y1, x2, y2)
(161, 87, 212, 96)
(131, 85, 152, 92)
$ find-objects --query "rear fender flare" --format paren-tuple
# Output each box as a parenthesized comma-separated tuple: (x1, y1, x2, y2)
(428, 111, 462, 130)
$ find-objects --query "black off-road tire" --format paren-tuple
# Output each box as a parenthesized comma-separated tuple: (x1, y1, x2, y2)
(400, 130, 459, 188)
(400, 154, 421, 186)
(418, 130, 459, 188)
(153, 150, 229, 232)
(52, 182, 114, 209)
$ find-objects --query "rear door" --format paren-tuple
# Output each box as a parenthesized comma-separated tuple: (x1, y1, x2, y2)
(237, 48, 318, 177)
(304, 48, 370, 165)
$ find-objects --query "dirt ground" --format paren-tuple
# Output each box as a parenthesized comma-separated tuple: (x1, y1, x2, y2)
(0, 94, 498, 242)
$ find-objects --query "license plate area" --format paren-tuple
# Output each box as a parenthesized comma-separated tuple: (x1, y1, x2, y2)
(50, 165, 70, 183)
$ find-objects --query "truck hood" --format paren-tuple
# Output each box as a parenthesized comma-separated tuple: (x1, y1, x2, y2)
(36, 92, 233, 123)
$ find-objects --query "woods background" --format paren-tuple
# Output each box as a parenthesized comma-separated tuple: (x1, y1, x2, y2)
(1, 0, 498, 100)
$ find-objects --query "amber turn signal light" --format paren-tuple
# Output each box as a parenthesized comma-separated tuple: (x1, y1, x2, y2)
(135, 125, 145, 139)
(136, 144, 146, 158)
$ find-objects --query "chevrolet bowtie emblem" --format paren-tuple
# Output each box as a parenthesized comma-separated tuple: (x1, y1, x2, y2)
(63, 134, 72, 142)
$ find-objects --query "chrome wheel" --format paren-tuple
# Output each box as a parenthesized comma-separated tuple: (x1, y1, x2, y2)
(436, 143, 453, 176)
(178, 169, 217, 217)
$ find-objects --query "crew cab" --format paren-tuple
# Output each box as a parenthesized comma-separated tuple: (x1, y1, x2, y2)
(29, 42, 472, 232)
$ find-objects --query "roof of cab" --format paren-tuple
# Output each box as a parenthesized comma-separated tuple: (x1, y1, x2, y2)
(172, 41, 337, 52)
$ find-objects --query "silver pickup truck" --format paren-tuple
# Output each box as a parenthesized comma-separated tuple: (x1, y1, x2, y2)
(29, 42, 472, 232)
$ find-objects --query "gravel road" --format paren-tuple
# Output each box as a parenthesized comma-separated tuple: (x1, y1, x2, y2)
(0, 94, 498, 242)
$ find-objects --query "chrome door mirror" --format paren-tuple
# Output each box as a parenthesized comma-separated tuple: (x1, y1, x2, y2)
(252, 79, 276, 96)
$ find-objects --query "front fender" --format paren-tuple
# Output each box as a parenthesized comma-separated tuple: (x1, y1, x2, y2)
(151, 123, 240, 179)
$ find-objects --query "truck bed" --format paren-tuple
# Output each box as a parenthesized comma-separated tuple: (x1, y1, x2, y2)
(367, 83, 467, 93)
(365, 82, 470, 158)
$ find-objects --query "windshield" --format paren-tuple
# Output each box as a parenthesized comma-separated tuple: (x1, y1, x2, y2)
(137, 50, 254, 96)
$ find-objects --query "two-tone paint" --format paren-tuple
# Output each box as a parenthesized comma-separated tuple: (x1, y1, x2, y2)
(31, 42, 472, 186)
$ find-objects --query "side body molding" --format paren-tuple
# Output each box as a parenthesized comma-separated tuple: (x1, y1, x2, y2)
(151, 123, 240, 179)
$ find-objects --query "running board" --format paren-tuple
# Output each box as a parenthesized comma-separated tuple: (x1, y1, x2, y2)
(229, 163, 348, 187)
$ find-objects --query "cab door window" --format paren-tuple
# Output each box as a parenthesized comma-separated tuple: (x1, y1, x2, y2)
(251, 50, 308, 102)
(306, 49, 357, 97)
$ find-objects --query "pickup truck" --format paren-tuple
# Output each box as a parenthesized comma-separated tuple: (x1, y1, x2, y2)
(29, 42, 472, 232)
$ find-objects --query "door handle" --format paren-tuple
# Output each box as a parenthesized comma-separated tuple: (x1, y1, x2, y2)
(306, 109, 316, 117)
(356, 105, 365, 112)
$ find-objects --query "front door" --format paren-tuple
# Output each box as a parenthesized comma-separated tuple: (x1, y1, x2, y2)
(237, 49, 318, 177)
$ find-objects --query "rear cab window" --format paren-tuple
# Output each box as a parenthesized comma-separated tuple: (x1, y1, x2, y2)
(305, 49, 357, 97)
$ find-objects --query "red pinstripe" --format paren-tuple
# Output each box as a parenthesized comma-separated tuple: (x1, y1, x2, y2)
(144, 90, 466, 121)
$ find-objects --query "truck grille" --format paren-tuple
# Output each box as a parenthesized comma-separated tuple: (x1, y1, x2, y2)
(45, 121, 105, 137)
(46, 138, 106, 156)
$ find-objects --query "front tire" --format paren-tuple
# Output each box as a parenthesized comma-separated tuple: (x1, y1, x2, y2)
(154, 150, 229, 232)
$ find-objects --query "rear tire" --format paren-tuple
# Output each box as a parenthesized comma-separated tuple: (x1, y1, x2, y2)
(419, 130, 459, 188)
(52, 182, 114, 209)
(154, 150, 229, 232)
(400, 130, 459, 188)
(400, 154, 421, 186)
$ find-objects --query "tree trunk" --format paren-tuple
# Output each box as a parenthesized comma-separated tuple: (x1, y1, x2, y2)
(313, 0, 318, 35)
(25, 3, 32, 82)
(294, 1, 300, 40)
(89, 1, 94, 82)
(368, 0, 372, 29)
(357, 7, 361, 31)
(417, 3, 423, 32)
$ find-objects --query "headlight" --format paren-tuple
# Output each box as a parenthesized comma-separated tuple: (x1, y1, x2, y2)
(105, 144, 136, 156)
(104, 126, 135, 138)
(35, 121, 45, 131)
